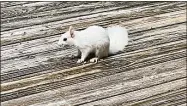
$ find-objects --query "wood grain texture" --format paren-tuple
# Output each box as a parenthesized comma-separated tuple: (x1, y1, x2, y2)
(1, 11, 186, 61)
(1, 10, 186, 78)
(1, 58, 186, 105)
(1, 1, 98, 19)
(1, 1, 149, 23)
(79, 79, 186, 106)
(1, 22, 186, 82)
(1, 2, 33, 8)
(1, 47, 186, 101)
(1, 43, 186, 92)
(1, 1, 186, 106)
(125, 88, 186, 106)
(1, 1, 150, 31)
(1, 2, 185, 46)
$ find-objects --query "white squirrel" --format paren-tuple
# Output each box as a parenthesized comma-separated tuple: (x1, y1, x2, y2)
(58, 25, 128, 63)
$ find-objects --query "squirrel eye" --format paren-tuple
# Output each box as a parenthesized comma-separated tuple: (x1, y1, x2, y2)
(63, 38, 67, 41)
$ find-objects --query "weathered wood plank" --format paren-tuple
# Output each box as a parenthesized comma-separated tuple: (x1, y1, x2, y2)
(1, 2, 156, 31)
(2, 1, 158, 43)
(1, 13, 186, 61)
(1, 1, 150, 24)
(0, 2, 33, 8)
(1, 40, 186, 92)
(1, 1, 99, 19)
(1, 10, 186, 72)
(78, 79, 186, 106)
(1, 38, 186, 85)
(1, 2, 186, 106)
(1, 2, 185, 46)
(1, 22, 186, 81)
(125, 88, 186, 106)
(1, 21, 186, 62)
(2, 42, 186, 86)
(2, 63, 185, 105)
(1, 55, 186, 93)
(1, 47, 186, 102)
(2, 9, 186, 64)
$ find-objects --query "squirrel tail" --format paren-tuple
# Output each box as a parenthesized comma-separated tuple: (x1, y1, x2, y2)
(107, 26, 128, 54)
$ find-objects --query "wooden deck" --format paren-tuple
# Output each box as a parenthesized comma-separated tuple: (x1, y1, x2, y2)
(1, 1, 186, 106)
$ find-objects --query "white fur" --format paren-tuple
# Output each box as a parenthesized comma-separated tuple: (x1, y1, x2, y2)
(107, 26, 128, 54)
(74, 26, 109, 50)
(58, 25, 128, 55)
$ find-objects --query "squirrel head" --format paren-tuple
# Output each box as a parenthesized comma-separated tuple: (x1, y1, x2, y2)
(58, 26, 75, 46)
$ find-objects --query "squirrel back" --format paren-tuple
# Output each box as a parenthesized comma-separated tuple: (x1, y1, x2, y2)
(107, 26, 128, 54)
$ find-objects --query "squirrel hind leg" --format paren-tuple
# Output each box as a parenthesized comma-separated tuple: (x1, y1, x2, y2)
(96, 43, 109, 59)
(90, 45, 109, 63)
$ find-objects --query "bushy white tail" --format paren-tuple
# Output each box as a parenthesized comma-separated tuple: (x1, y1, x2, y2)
(107, 26, 128, 54)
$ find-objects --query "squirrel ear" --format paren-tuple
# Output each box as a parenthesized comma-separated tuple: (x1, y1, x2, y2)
(69, 26, 75, 38)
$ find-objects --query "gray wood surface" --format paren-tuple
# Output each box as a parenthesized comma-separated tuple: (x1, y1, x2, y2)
(1, 2, 185, 46)
(1, 1, 186, 106)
